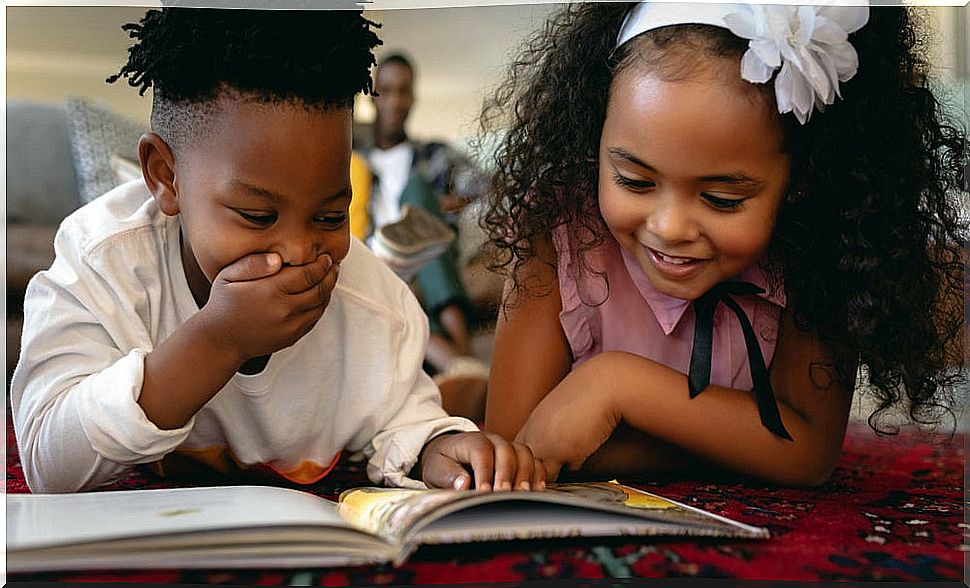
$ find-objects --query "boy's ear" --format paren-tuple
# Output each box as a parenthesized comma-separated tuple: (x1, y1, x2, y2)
(139, 132, 180, 216)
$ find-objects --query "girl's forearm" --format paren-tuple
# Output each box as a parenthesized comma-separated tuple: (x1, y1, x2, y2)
(139, 312, 245, 430)
(599, 351, 847, 486)
(568, 424, 702, 479)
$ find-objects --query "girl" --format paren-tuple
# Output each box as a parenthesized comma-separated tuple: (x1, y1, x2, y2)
(480, 3, 967, 487)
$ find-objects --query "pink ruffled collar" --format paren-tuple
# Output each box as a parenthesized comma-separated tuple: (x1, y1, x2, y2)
(618, 247, 787, 336)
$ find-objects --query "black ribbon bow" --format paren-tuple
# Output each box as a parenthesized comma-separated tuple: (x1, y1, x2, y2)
(687, 281, 793, 441)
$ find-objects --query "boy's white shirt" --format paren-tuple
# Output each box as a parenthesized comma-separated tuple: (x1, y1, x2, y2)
(10, 180, 478, 493)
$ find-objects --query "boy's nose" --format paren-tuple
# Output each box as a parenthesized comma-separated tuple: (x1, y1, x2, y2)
(277, 232, 322, 267)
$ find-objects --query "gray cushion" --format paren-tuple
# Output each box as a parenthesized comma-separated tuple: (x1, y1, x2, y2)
(6, 100, 82, 225)
(65, 97, 146, 206)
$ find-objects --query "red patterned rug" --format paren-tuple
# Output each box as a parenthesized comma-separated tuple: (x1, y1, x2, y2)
(5, 413, 965, 584)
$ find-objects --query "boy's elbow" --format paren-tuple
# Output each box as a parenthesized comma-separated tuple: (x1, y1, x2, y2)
(23, 456, 85, 494)
(20, 435, 112, 494)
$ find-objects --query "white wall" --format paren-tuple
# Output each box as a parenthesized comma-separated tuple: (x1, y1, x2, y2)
(7, 4, 966, 146)
(7, 7, 156, 124)
(5, 4, 558, 148)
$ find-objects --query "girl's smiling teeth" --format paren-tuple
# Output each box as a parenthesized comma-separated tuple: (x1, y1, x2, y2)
(645, 247, 700, 265)
(652, 250, 693, 264)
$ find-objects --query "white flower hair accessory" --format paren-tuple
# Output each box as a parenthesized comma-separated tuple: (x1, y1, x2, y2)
(616, 2, 870, 124)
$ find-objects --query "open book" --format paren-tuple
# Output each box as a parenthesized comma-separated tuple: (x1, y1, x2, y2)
(7, 481, 768, 572)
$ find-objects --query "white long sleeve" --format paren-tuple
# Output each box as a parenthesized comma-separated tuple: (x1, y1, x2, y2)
(11, 190, 195, 492)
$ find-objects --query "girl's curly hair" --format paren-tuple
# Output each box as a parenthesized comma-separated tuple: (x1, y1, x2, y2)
(479, 3, 968, 435)
(107, 7, 381, 150)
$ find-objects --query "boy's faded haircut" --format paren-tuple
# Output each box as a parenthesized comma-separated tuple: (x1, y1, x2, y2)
(107, 7, 382, 151)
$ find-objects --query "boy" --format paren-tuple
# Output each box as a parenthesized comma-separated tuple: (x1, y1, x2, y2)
(10, 7, 542, 494)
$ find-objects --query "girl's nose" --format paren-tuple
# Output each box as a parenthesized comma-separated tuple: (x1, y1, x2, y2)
(645, 196, 699, 245)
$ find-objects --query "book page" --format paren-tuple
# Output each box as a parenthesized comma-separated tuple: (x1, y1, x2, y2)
(337, 481, 767, 544)
(337, 486, 456, 540)
(8, 485, 348, 550)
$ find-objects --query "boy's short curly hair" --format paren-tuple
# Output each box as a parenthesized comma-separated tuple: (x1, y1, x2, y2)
(107, 7, 381, 150)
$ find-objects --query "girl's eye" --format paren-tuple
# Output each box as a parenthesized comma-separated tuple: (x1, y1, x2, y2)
(702, 193, 746, 210)
(612, 171, 655, 191)
(316, 213, 348, 229)
(238, 211, 277, 225)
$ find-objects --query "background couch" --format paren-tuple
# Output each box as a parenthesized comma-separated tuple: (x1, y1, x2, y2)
(8, 97, 147, 381)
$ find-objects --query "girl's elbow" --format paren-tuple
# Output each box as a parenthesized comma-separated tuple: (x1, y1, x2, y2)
(774, 448, 841, 488)
(785, 462, 837, 488)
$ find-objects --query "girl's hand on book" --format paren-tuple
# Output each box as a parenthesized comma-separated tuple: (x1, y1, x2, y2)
(514, 353, 623, 481)
(419, 432, 547, 492)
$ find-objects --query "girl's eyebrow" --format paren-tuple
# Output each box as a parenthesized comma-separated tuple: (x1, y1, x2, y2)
(606, 147, 764, 188)
(607, 147, 655, 172)
(228, 180, 351, 204)
(697, 173, 765, 189)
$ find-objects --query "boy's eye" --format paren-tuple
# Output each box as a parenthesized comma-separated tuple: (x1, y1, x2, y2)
(702, 193, 746, 210)
(238, 211, 277, 225)
(612, 171, 655, 191)
(316, 213, 348, 229)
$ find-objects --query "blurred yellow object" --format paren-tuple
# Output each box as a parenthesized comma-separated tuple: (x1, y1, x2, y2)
(349, 151, 372, 241)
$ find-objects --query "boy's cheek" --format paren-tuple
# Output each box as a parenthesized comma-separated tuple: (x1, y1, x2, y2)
(332, 233, 352, 263)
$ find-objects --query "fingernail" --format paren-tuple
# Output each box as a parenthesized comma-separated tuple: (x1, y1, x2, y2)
(538, 481, 546, 491)
(322, 253, 333, 267)
(479, 482, 492, 492)
(519, 481, 531, 491)
(497, 481, 512, 492)
(266, 253, 281, 268)
(453, 475, 468, 490)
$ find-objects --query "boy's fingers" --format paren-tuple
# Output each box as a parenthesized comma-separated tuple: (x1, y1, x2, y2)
(487, 434, 516, 492)
(510, 442, 534, 491)
(276, 253, 333, 294)
(291, 262, 339, 312)
(532, 457, 548, 491)
(461, 436, 494, 492)
(318, 262, 339, 301)
(423, 456, 472, 490)
(219, 253, 281, 283)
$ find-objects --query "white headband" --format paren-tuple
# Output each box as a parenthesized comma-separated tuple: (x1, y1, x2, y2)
(615, 2, 870, 124)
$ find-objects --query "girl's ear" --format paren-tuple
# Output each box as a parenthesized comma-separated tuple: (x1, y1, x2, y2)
(139, 132, 179, 216)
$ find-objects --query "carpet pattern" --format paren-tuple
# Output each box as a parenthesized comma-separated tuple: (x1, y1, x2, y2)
(6, 418, 965, 583)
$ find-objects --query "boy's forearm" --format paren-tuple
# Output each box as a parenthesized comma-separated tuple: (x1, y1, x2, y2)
(600, 351, 844, 487)
(139, 311, 245, 430)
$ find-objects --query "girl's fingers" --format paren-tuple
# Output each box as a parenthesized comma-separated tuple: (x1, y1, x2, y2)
(542, 459, 562, 483)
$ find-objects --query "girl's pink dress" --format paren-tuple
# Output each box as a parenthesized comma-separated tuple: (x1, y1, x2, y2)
(552, 225, 786, 391)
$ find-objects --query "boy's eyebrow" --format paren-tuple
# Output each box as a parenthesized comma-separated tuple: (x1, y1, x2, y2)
(228, 180, 352, 203)
(606, 147, 765, 187)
